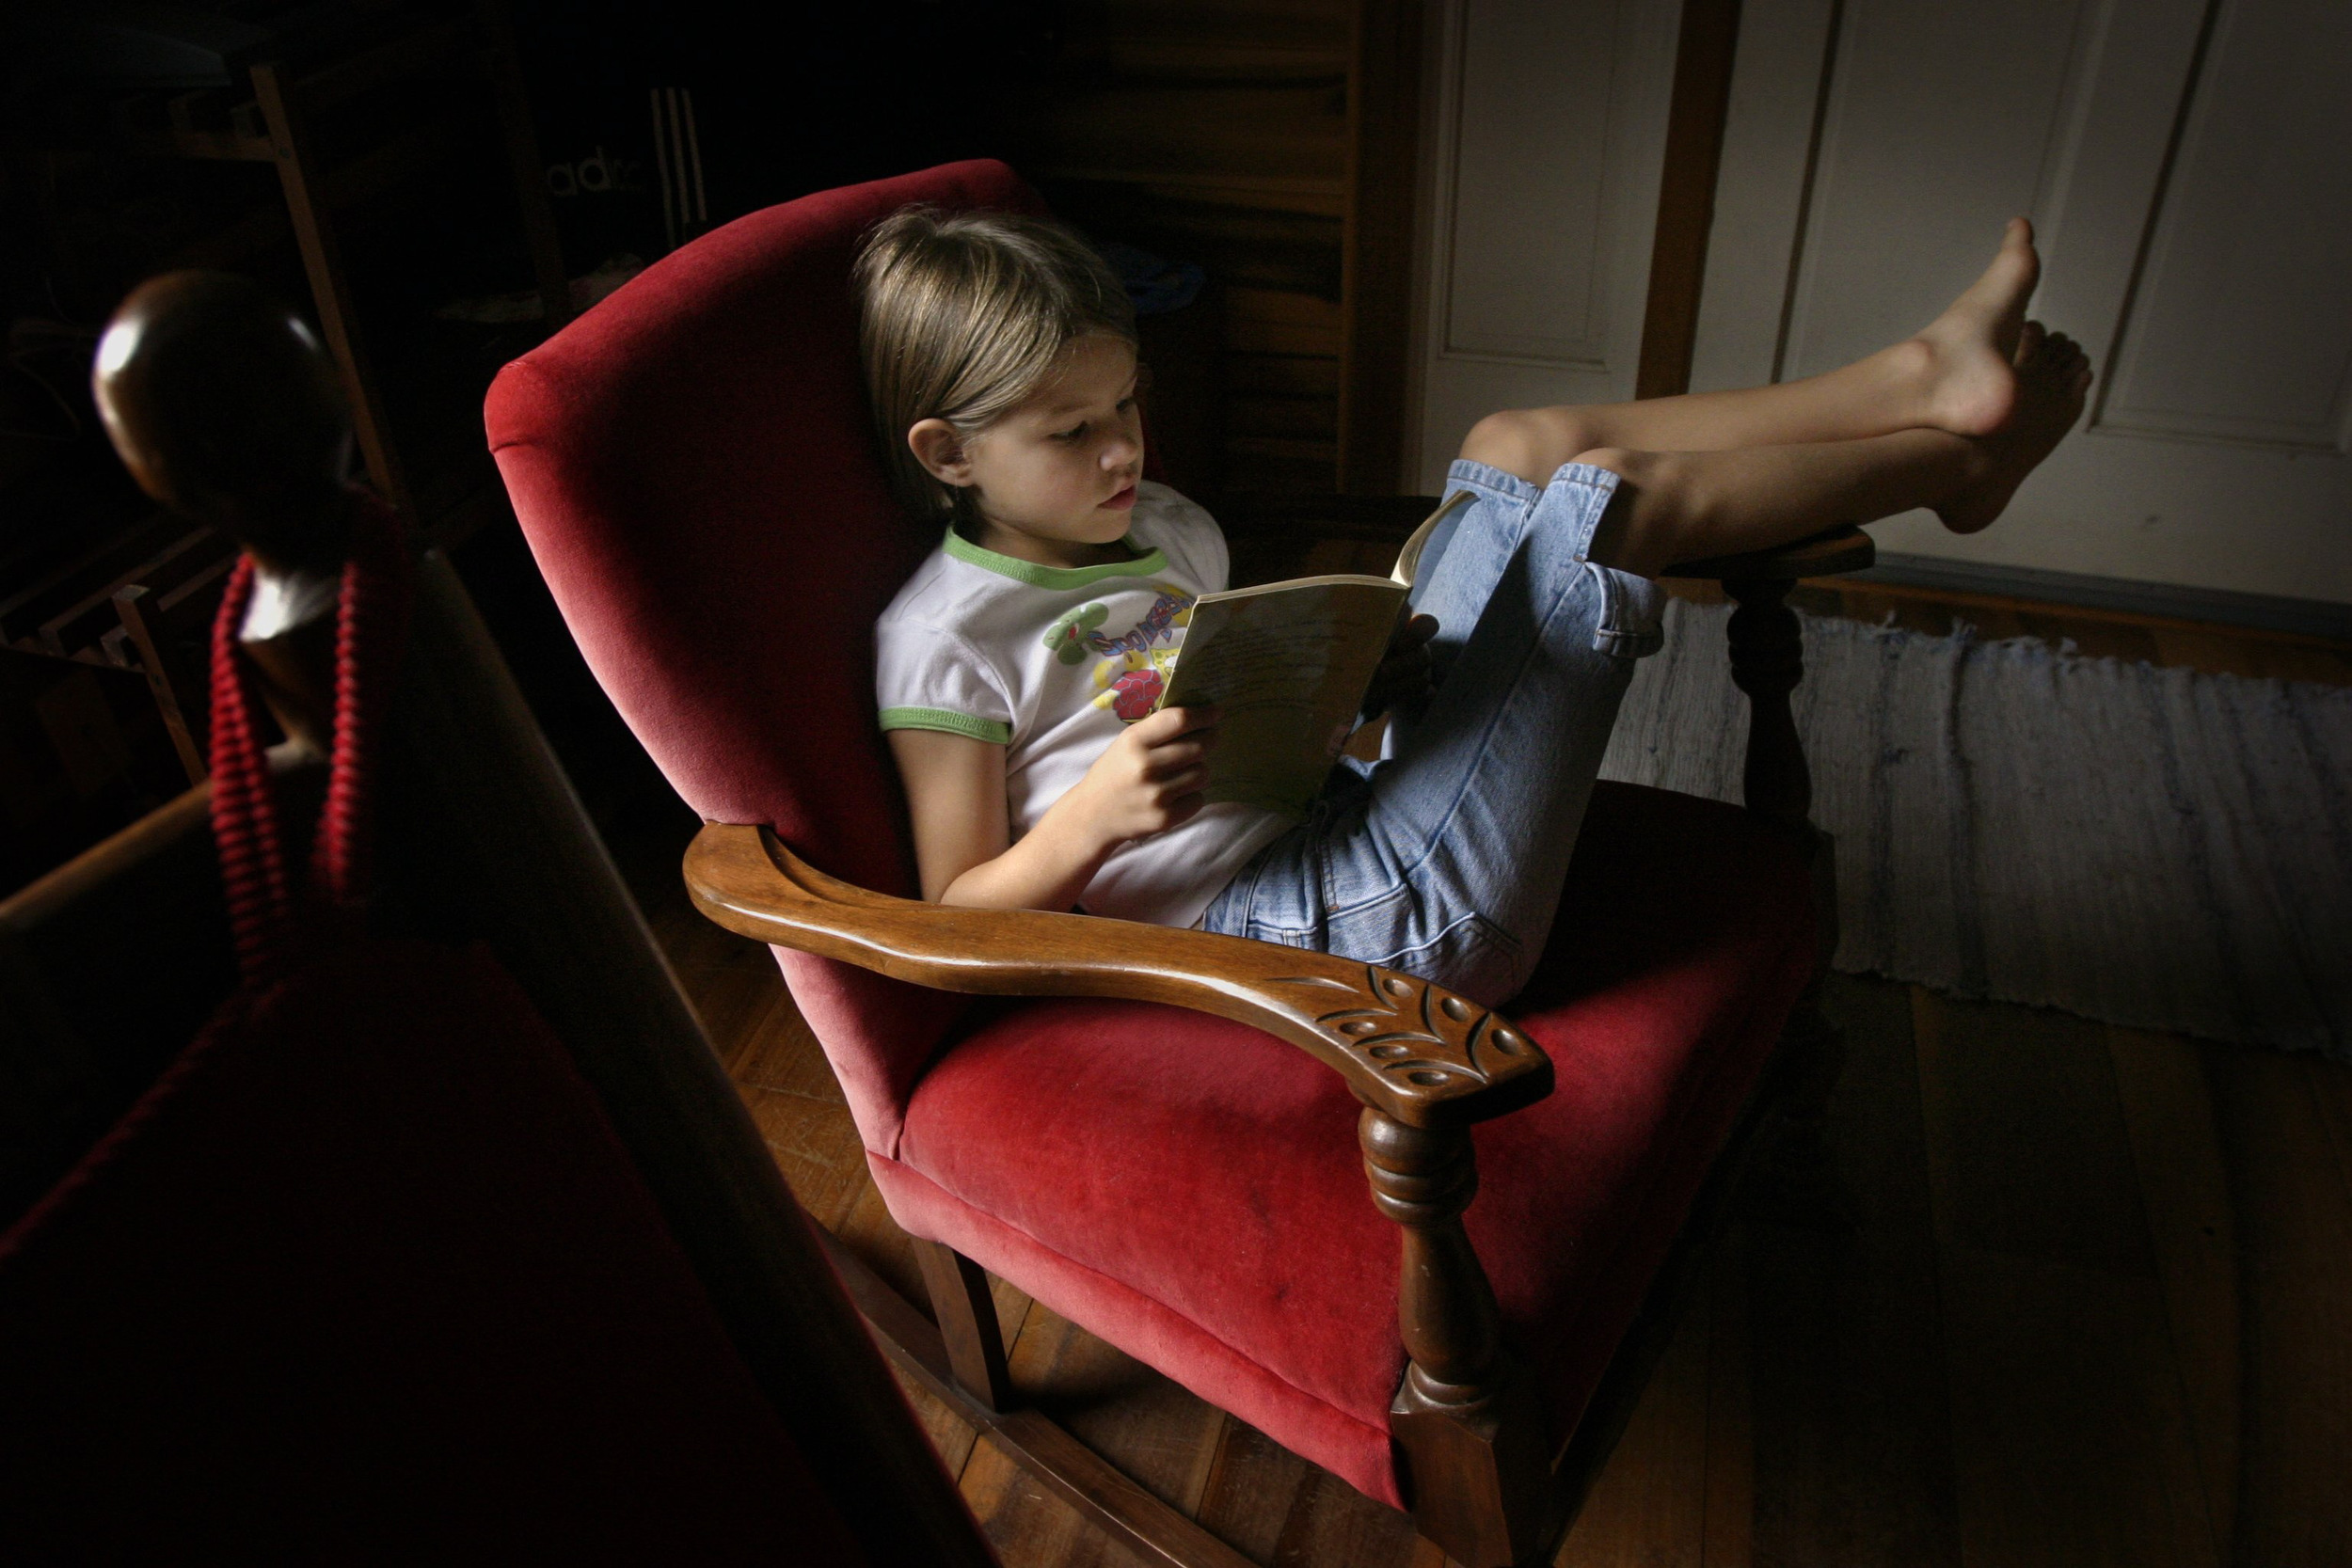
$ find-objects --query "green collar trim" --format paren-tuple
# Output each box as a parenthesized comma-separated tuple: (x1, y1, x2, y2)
(944, 526, 1166, 590)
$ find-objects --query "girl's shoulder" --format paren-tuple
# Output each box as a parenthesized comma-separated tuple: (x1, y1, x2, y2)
(1131, 482, 1228, 587)
(876, 534, 962, 627)
(1133, 480, 1218, 538)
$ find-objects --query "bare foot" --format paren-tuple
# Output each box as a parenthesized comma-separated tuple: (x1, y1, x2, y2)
(1935, 325, 2090, 534)
(1906, 217, 2042, 436)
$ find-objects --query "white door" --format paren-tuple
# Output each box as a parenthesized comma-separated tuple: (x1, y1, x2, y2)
(1408, 0, 1684, 484)
(1419, 0, 2352, 607)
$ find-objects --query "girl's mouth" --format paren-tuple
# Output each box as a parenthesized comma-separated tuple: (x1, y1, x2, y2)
(1103, 483, 1138, 511)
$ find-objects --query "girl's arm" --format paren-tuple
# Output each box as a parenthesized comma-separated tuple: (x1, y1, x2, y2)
(888, 705, 1219, 910)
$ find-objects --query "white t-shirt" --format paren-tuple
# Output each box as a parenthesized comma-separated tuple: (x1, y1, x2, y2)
(875, 483, 1290, 927)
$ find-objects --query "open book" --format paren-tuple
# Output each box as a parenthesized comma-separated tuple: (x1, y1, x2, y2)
(1154, 491, 1472, 816)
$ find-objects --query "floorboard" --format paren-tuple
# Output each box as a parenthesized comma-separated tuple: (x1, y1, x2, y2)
(961, 1434, 1160, 1568)
(1261, 1465, 1426, 1568)
(1914, 991, 2218, 1568)
(1192, 1418, 1317, 1564)
(2191, 1042, 2352, 1568)
(1551, 1272, 1710, 1567)
(1697, 1246, 1753, 1568)
(1739, 974, 1960, 1568)
(892, 1362, 983, 1480)
(1004, 1299, 1229, 1520)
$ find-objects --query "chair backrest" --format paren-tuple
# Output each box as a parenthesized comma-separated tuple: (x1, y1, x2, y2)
(486, 160, 1048, 1153)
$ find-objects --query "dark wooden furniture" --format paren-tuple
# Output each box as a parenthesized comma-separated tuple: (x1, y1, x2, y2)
(996, 0, 1427, 499)
(0, 271, 992, 1564)
(103, 1, 569, 533)
(0, 642, 192, 960)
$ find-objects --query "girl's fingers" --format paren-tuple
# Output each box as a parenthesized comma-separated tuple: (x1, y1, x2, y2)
(1382, 614, 1438, 659)
(1151, 704, 1220, 736)
(1143, 736, 1214, 771)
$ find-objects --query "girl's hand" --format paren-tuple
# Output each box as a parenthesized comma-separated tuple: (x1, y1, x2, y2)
(1363, 613, 1439, 721)
(1060, 705, 1219, 847)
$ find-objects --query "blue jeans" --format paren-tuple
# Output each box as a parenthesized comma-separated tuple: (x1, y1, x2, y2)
(1197, 459, 1665, 1002)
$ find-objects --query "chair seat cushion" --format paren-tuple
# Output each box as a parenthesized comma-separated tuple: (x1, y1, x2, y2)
(878, 781, 1816, 1507)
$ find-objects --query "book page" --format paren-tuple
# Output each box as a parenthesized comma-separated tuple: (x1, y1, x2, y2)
(1391, 490, 1474, 588)
(1159, 578, 1408, 816)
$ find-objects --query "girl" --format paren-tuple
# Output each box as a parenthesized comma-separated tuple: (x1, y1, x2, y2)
(863, 208, 2088, 1002)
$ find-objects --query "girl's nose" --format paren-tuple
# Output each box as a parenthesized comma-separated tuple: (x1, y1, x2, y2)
(1102, 431, 1139, 467)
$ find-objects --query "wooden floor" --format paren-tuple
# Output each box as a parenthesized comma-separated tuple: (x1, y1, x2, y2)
(617, 585, 2352, 1568)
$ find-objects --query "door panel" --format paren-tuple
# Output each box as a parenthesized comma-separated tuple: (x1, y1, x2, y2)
(2096, 0, 2352, 451)
(1692, 0, 2352, 602)
(1412, 0, 1682, 486)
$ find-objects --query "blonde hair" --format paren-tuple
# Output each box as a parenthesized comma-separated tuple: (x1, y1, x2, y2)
(852, 207, 1136, 525)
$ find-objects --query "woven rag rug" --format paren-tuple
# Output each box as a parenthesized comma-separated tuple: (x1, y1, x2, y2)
(1597, 599, 2352, 1060)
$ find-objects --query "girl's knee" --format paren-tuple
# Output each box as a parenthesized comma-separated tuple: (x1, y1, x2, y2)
(1568, 445, 1645, 483)
(1571, 447, 1693, 576)
(1460, 406, 1602, 485)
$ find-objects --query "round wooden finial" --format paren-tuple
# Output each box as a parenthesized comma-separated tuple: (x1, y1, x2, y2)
(92, 271, 356, 578)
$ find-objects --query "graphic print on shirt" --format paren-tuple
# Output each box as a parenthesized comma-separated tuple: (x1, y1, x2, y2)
(1035, 586, 1196, 722)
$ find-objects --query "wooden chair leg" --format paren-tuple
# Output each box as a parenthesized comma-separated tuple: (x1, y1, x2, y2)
(1724, 570, 1852, 1222)
(1363, 1110, 1552, 1568)
(912, 1238, 1015, 1413)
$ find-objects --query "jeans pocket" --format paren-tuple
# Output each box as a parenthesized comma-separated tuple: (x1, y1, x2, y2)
(1586, 562, 1667, 659)
(1377, 911, 1528, 1005)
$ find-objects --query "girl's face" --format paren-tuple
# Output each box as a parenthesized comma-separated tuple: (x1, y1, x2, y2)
(910, 334, 1145, 568)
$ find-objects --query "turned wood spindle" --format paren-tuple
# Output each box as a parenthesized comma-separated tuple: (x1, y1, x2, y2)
(1361, 1111, 1496, 1389)
(1724, 573, 1812, 836)
(1361, 1108, 1550, 1568)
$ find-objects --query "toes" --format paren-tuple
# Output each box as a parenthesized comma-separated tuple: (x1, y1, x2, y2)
(2025, 330, 2089, 384)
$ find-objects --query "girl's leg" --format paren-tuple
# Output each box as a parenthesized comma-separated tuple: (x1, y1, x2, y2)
(1586, 325, 2090, 575)
(1200, 458, 1660, 1002)
(1464, 219, 2042, 485)
(1192, 329, 2090, 999)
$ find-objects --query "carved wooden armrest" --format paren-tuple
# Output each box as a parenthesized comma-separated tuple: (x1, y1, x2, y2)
(684, 822, 1551, 1131)
(688, 823, 1556, 1562)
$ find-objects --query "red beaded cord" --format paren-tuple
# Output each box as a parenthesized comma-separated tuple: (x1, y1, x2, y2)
(205, 492, 413, 983)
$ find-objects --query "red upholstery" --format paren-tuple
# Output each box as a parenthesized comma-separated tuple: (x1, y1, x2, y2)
(487, 162, 1039, 1149)
(487, 162, 1816, 1512)
(0, 940, 865, 1561)
(882, 783, 1811, 1505)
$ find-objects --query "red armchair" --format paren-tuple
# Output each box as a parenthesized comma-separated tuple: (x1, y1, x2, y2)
(487, 160, 1842, 1567)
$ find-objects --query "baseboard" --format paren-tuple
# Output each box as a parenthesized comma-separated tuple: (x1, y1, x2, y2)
(1856, 553, 2352, 641)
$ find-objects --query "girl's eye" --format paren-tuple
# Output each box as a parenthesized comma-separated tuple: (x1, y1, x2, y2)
(1056, 423, 1089, 443)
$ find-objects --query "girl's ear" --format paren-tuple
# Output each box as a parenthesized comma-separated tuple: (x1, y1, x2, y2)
(908, 420, 974, 487)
